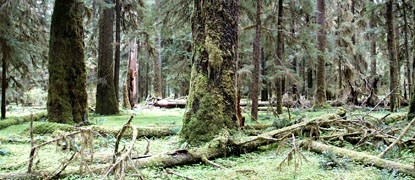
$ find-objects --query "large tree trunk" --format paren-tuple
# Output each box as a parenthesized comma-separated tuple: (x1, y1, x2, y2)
(315, 0, 327, 107)
(96, 0, 119, 115)
(275, 0, 284, 114)
(386, 0, 400, 112)
(251, 0, 261, 121)
(114, 0, 121, 102)
(181, 0, 239, 146)
(47, 0, 88, 123)
(1, 41, 8, 119)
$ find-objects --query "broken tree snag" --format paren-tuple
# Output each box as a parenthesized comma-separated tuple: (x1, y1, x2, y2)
(302, 140, 415, 177)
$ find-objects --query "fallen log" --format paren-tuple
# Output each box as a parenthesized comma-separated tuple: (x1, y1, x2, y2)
(90, 125, 177, 138)
(302, 140, 415, 177)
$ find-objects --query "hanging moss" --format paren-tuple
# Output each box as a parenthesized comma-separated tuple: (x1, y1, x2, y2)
(47, 0, 88, 124)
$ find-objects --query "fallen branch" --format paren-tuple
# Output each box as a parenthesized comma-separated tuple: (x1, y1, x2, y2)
(302, 140, 415, 177)
(378, 118, 415, 158)
(165, 169, 194, 180)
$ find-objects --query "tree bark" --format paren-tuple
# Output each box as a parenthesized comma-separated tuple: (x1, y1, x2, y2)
(275, 0, 284, 114)
(47, 0, 88, 123)
(369, 0, 378, 94)
(114, 0, 121, 102)
(1, 41, 7, 119)
(386, 0, 400, 112)
(402, 0, 411, 99)
(96, 0, 119, 115)
(315, 0, 327, 107)
(181, 0, 239, 146)
(251, 0, 261, 121)
(153, 0, 163, 98)
(260, 48, 268, 101)
(410, 3, 415, 119)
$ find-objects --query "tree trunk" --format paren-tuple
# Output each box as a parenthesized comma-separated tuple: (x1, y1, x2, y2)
(153, 0, 163, 98)
(1, 42, 7, 119)
(260, 48, 268, 101)
(47, 0, 88, 123)
(96, 0, 119, 115)
(275, 0, 284, 114)
(402, 0, 411, 99)
(410, 3, 415, 119)
(251, 0, 261, 121)
(181, 0, 239, 146)
(386, 0, 400, 112)
(315, 0, 327, 107)
(114, 0, 121, 102)
(369, 0, 378, 94)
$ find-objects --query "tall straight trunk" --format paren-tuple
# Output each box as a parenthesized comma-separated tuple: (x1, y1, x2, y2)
(153, 0, 163, 98)
(114, 0, 121, 101)
(315, 0, 327, 107)
(409, 4, 415, 119)
(369, 0, 378, 94)
(181, 0, 239, 146)
(386, 0, 400, 112)
(260, 48, 268, 101)
(251, 0, 261, 121)
(275, 0, 283, 114)
(47, 0, 88, 123)
(1, 42, 7, 119)
(402, 0, 411, 99)
(96, 0, 119, 115)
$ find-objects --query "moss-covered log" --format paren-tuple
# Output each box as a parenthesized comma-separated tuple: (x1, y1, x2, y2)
(302, 140, 415, 177)
(0, 112, 47, 130)
(181, 0, 239, 145)
(47, 0, 88, 123)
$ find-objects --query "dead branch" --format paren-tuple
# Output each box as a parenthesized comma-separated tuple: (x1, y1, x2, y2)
(28, 113, 35, 174)
(378, 118, 415, 158)
(113, 115, 135, 163)
(302, 140, 415, 177)
(165, 169, 194, 180)
(47, 152, 77, 179)
(201, 156, 223, 168)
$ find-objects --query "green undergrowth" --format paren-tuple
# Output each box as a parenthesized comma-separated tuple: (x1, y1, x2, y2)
(0, 111, 47, 130)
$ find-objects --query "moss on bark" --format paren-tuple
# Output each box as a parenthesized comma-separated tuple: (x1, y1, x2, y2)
(180, 0, 239, 146)
(47, 0, 88, 123)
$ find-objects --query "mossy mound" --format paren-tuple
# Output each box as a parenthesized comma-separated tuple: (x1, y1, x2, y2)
(0, 112, 47, 130)
(24, 122, 74, 135)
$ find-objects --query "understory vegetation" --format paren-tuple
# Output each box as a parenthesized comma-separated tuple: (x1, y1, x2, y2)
(0, 107, 413, 179)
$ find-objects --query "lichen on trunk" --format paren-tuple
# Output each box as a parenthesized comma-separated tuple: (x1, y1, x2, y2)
(180, 0, 239, 146)
(47, 0, 88, 123)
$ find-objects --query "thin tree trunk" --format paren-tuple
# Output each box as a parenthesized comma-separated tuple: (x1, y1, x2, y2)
(251, 0, 261, 121)
(1, 42, 7, 119)
(369, 0, 378, 94)
(275, 0, 284, 114)
(408, 3, 415, 119)
(315, 0, 327, 107)
(260, 48, 268, 101)
(114, 0, 121, 102)
(153, 0, 163, 98)
(402, 0, 411, 99)
(386, 0, 400, 112)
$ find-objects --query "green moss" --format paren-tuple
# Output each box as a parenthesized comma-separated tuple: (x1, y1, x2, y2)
(0, 112, 47, 130)
(24, 122, 74, 135)
(205, 36, 223, 72)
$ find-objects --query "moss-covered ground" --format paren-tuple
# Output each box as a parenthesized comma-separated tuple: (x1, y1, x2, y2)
(0, 106, 413, 179)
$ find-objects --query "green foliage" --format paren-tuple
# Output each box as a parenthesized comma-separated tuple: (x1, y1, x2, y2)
(0, 112, 47, 130)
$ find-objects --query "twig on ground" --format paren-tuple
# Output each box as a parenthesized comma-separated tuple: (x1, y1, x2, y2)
(201, 156, 223, 168)
(165, 169, 194, 180)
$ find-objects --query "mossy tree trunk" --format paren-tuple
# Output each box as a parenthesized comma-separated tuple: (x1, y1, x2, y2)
(181, 0, 239, 146)
(250, 0, 261, 121)
(114, 0, 121, 102)
(369, 0, 378, 94)
(315, 0, 327, 107)
(402, 0, 410, 99)
(153, 0, 163, 98)
(386, 0, 400, 112)
(96, 0, 119, 115)
(47, 0, 88, 123)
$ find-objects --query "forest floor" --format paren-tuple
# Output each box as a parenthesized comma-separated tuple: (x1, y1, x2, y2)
(0, 106, 414, 179)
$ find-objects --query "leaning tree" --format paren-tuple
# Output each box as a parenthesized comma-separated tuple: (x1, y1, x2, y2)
(180, 0, 239, 146)
(47, 0, 88, 123)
